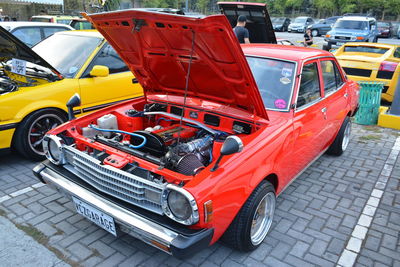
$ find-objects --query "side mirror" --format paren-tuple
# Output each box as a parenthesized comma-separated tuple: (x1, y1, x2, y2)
(90, 65, 109, 77)
(66, 93, 81, 120)
(211, 136, 244, 172)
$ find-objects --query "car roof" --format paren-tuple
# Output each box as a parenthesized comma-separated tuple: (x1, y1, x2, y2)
(0, 21, 73, 29)
(242, 44, 332, 62)
(338, 16, 375, 21)
(53, 29, 102, 38)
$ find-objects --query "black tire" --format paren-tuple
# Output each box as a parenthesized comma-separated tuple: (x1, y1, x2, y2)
(326, 116, 351, 156)
(323, 43, 331, 51)
(221, 180, 276, 251)
(14, 109, 67, 161)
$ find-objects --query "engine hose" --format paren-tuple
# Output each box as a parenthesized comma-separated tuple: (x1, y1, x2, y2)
(88, 124, 147, 149)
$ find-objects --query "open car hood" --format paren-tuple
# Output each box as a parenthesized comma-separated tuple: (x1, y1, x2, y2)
(85, 10, 268, 119)
(218, 2, 276, 44)
(0, 26, 62, 78)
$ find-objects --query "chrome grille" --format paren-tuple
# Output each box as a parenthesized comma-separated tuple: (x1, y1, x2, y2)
(63, 146, 165, 214)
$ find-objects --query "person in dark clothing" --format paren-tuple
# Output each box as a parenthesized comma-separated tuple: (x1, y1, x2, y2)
(233, 15, 250, 44)
(303, 28, 313, 47)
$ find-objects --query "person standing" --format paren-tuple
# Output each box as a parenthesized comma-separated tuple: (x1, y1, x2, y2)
(233, 15, 250, 44)
(303, 28, 313, 47)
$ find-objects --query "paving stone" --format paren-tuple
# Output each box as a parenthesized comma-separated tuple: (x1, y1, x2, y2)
(88, 240, 116, 258)
(118, 251, 150, 266)
(67, 242, 93, 260)
(289, 241, 309, 258)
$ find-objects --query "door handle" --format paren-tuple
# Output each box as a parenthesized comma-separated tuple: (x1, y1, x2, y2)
(321, 107, 327, 113)
(344, 93, 348, 98)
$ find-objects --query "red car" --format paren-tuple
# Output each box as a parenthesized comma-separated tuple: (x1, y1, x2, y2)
(33, 10, 359, 258)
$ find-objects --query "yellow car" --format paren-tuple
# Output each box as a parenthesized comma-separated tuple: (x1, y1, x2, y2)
(334, 42, 400, 103)
(30, 15, 81, 25)
(0, 28, 143, 160)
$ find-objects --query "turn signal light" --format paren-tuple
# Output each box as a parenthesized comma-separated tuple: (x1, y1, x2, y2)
(204, 200, 213, 223)
(379, 61, 398, 72)
(325, 34, 331, 38)
(356, 36, 364, 40)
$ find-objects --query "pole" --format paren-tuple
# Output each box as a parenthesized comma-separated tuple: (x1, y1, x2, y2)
(185, 0, 188, 12)
(389, 73, 400, 115)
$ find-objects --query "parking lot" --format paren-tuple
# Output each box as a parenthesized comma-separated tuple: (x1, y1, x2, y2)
(0, 121, 399, 266)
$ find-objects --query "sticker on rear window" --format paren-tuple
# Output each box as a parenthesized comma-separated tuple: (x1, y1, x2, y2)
(274, 99, 287, 109)
(281, 67, 293, 77)
(11, 58, 26, 75)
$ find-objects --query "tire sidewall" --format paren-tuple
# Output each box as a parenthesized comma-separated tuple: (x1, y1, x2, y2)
(14, 109, 66, 160)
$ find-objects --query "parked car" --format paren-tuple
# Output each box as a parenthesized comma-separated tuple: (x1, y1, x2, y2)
(377, 21, 392, 38)
(308, 16, 341, 36)
(218, 2, 277, 43)
(323, 16, 379, 50)
(334, 42, 400, 102)
(272, 17, 290, 32)
(33, 10, 359, 258)
(391, 21, 400, 37)
(0, 28, 142, 159)
(30, 15, 80, 25)
(288, 16, 314, 33)
(0, 22, 73, 47)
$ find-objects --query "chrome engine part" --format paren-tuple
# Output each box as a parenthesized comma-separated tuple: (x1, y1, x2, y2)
(0, 77, 18, 95)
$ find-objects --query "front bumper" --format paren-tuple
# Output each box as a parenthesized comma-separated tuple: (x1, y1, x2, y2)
(33, 162, 213, 259)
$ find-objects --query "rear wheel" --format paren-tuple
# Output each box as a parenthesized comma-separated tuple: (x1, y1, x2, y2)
(327, 116, 351, 156)
(14, 109, 67, 161)
(222, 181, 276, 251)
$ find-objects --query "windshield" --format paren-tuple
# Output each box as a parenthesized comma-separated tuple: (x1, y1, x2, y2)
(275, 18, 285, 23)
(377, 22, 389, 27)
(33, 33, 102, 78)
(294, 17, 307, 23)
(334, 20, 368, 30)
(344, 46, 389, 54)
(246, 56, 296, 111)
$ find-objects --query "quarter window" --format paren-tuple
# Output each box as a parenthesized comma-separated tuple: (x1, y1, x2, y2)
(43, 27, 69, 38)
(297, 62, 321, 108)
(321, 60, 344, 94)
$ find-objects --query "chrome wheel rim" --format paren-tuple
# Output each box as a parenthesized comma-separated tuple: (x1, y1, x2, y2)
(342, 121, 351, 151)
(312, 30, 318, 36)
(28, 114, 64, 155)
(250, 192, 275, 246)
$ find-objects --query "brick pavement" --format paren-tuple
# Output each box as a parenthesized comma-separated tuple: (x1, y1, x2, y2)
(0, 123, 399, 266)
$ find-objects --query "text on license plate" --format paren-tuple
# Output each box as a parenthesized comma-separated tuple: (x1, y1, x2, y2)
(336, 42, 345, 46)
(72, 197, 117, 236)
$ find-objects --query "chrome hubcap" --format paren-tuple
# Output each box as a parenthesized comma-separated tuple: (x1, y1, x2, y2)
(28, 114, 63, 155)
(250, 192, 275, 246)
(342, 121, 351, 151)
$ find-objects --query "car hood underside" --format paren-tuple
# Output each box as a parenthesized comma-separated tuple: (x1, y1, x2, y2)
(85, 10, 268, 119)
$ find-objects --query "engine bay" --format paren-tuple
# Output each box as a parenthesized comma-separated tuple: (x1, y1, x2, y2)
(58, 101, 257, 178)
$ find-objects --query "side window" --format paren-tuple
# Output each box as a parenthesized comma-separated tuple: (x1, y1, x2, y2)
(394, 47, 400, 58)
(82, 43, 129, 77)
(297, 62, 321, 108)
(12, 27, 41, 47)
(43, 27, 69, 38)
(321, 60, 344, 95)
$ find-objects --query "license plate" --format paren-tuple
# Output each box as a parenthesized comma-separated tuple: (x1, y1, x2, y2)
(336, 42, 345, 46)
(72, 197, 117, 236)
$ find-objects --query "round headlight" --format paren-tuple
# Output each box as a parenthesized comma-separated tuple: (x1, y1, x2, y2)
(168, 191, 191, 221)
(43, 135, 65, 165)
(162, 185, 199, 225)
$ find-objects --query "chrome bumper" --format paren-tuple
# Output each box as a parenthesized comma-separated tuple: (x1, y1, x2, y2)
(33, 163, 213, 259)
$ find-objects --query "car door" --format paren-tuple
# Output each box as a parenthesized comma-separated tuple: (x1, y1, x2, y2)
(78, 42, 143, 113)
(291, 60, 327, 176)
(319, 58, 348, 148)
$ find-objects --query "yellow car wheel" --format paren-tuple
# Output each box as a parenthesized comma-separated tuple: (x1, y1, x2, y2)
(14, 109, 67, 161)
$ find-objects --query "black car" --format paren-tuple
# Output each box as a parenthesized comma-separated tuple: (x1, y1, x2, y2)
(272, 17, 290, 32)
(308, 16, 341, 36)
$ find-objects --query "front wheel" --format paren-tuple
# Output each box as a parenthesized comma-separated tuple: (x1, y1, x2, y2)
(327, 116, 351, 156)
(222, 181, 276, 251)
(311, 29, 319, 37)
(14, 109, 67, 161)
